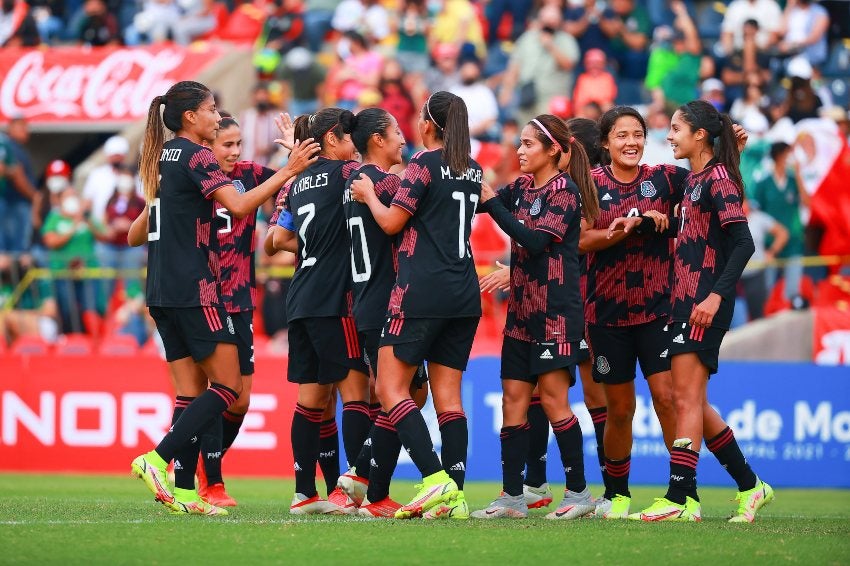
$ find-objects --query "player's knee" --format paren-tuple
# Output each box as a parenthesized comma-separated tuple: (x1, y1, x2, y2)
(538, 392, 566, 417)
(607, 396, 636, 426)
(650, 388, 674, 418)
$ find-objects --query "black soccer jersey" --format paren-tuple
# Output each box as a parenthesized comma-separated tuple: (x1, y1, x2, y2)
(343, 163, 401, 331)
(585, 164, 688, 326)
(671, 162, 748, 330)
(388, 149, 483, 319)
(283, 157, 359, 321)
(495, 172, 584, 343)
(216, 161, 275, 314)
(145, 137, 231, 307)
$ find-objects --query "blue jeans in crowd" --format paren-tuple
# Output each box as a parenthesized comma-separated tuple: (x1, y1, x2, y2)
(0, 199, 32, 253)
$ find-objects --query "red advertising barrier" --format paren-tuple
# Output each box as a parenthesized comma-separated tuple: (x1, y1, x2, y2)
(0, 45, 226, 126)
(813, 306, 850, 366)
(0, 355, 297, 476)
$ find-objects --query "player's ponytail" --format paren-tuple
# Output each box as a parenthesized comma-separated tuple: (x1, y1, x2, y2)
(423, 91, 471, 176)
(140, 81, 212, 203)
(352, 107, 393, 157)
(529, 114, 600, 223)
(295, 107, 355, 153)
(566, 117, 603, 167)
(679, 100, 744, 193)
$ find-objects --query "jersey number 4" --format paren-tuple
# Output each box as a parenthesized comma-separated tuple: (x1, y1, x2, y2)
(452, 191, 479, 259)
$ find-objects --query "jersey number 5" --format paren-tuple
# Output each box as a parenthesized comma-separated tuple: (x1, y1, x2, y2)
(451, 191, 479, 259)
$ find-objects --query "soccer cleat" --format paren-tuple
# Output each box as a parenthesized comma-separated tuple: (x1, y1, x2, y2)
(196, 454, 209, 492)
(628, 496, 702, 522)
(728, 479, 774, 523)
(327, 486, 359, 515)
(131, 452, 175, 508)
(289, 493, 345, 515)
(423, 491, 469, 520)
(523, 483, 554, 509)
(600, 494, 631, 519)
(544, 487, 597, 520)
(170, 489, 229, 516)
(470, 493, 528, 519)
(394, 471, 459, 519)
(337, 468, 369, 506)
(199, 482, 237, 507)
(358, 497, 402, 518)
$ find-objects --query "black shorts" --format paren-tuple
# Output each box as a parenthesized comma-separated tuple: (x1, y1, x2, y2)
(360, 328, 429, 389)
(576, 337, 591, 364)
(668, 321, 727, 375)
(379, 316, 479, 371)
(232, 310, 255, 376)
(500, 335, 581, 385)
(288, 317, 369, 385)
(149, 305, 237, 363)
(587, 318, 671, 384)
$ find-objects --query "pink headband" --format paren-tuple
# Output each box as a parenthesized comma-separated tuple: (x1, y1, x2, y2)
(531, 119, 567, 152)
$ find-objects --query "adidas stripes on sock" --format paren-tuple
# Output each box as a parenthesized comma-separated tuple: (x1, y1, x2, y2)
(501, 422, 530, 497)
(604, 455, 631, 499)
(525, 397, 549, 488)
(342, 401, 372, 469)
(707, 427, 757, 492)
(387, 399, 442, 479)
(155, 384, 237, 463)
(588, 406, 611, 494)
(552, 415, 586, 493)
(438, 411, 467, 490)
(365, 412, 403, 503)
(665, 444, 700, 505)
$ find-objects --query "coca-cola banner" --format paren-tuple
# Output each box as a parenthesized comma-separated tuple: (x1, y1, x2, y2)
(0, 45, 226, 125)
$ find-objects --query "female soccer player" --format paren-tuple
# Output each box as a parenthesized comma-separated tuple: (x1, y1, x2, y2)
(272, 108, 372, 515)
(350, 91, 482, 519)
(129, 81, 318, 514)
(630, 100, 772, 522)
(470, 114, 600, 520)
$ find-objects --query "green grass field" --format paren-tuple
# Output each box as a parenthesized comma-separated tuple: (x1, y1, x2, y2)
(1, 474, 848, 565)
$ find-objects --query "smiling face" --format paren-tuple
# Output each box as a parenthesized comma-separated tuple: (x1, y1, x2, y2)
(212, 124, 242, 174)
(376, 115, 405, 166)
(604, 115, 645, 169)
(517, 124, 558, 174)
(667, 110, 701, 161)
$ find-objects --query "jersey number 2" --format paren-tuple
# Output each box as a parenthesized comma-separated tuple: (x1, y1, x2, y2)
(451, 191, 479, 259)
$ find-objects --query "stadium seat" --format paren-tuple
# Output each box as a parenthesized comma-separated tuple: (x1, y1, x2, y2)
(764, 275, 817, 316)
(10, 336, 51, 356)
(55, 333, 94, 356)
(823, 40, 850, 78)
(99, 334, 140, 356)
(826, 77, 850, 109)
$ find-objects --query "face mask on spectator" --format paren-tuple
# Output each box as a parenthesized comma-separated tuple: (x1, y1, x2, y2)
(116, 174, 135, 195)
(648, 128, 668, 142)
(62, 196, 82, 216)
(336, 37, 352, 59)
(46, 176, 69, 194)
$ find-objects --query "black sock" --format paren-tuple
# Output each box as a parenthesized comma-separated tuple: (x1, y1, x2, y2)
(589, 406, 610, 493)
(604, 455, 631, 498)
(168, 396, 191, 485)
(501, 423, 530, 497)
(387, 399, 442, 478)
(221, 410, 245, 452)
(352, 425, 374, 479)
(369, 402, 382, 423)
(525, 396, 549, 488)
(292, 403, 323, 498)
(200, 414, 224, 486)
(365, 412, 403, 502)
(318, 419, 340, 496)
(552, 415, 586, 493)
(175, 417, 220, 491)
(665, 445, 699, 504)
(707, 427, 757, 492)
(155, 384, 237, 462)
(438, 411, 467, 489)
(342, 401, 372, 469)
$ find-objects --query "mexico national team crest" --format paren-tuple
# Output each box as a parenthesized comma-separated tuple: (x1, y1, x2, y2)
(596, 355, 610, 375)
(640, 180, 657, 197)
(233, 179, 246, 194)
(529, 197, 542, 216)
(690, 184, 702, 202)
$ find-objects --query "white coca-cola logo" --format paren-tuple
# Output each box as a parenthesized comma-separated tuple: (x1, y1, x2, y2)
(1, 48, 189, 121)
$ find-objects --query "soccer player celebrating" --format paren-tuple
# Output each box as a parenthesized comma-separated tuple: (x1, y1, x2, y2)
(630, 100, 772, 522)
(130, 81, 318, 514)
(272, 108, 372, 515)
(470, 114, 600, 520)
(349, 91, 482, 520)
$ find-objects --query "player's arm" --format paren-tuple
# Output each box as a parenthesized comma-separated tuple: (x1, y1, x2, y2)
(479, 181, 554, 255)
(271, 208, 297, 253)
(127, 205, 149, 247)
(351, 173, 410, 235)
(585, 210, 670, 252)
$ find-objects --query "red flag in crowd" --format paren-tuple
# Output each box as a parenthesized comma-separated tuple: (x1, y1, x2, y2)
(809, 140, 850, 258)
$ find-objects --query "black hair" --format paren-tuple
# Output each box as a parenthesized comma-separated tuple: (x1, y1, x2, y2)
(598, 105, 647, 165)
(344, 30, 368, 49)
(422, 91, 471, 175)
(218, 110, 239, 130)
(566, 117, 602, 167)
(293, 108, 356, 153)
(678, 99, 744, 191)
(770, 141, 791, 161)
(351, 107, 394, 156)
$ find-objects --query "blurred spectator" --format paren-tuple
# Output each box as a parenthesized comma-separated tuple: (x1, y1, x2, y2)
(394, 0, 431, 75)
(0, 0, 40, 46)
(30, 0, 65, 44)
(645, 3, 701, 108)
(257, 0, 304, 55)
(491, 118, 521, 187)
(785, 57, 824, 123)
(641, 106, 688, 167)
(575, 100, 603, 121)
(700, 77, 726, 111)
(97, 171, 146, 298)
(277, 46, 325, 117)
(239, 83, 282, 165)
(126, 0, 180, 45)
(485, 0, 532, 44)
(424, 42, 460, 93)
(741, 199, 788, 320)
(31, 159, 72, 266)
(82, 135, 130, 223)
(302, 0, 336, 52)
(332, 31, 383, 110)
(752, 142, 809, 304)
(74, 0, 120, 46)
(172, 0, 226, 45)
(1, 116, 37, 254)
(429, 0, 486, 62)
(0, 253, 59, 345)
(499, 4, 579, 125)
(719, 0, 781, 55)
(777, 0, 830, 67)
(564, 0, 612, 56)
(572, 48, 617, 112)
(730, 80, 768, 125)
(332, 0, 389, 45)
(599, 0, 652, 80)
(717, 20, 772, 106)
(378, 59, 418, 150)
(451, 59, 499, 141)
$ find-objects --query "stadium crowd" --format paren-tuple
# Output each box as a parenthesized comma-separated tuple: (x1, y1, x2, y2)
(1, 0, 849, 351)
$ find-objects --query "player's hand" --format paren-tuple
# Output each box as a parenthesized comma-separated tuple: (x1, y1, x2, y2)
(480, 181, 496, 203)
(689, 292, 721, 328)
(607, 216, 642, 238)
(351, 173, 376, 204)
(643, 209, 669, 233)
(479, 260, 510, 293)
(733, 123, 748, 153)
(274, 112, 296, 150)
(285, 138, 320, 175)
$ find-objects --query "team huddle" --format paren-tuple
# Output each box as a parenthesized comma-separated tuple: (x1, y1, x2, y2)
(128, 80, 774, 523)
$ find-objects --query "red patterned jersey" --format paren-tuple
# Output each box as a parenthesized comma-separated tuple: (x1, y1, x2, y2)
(585, 164, 688, 326)
(671, 162, 747, 329)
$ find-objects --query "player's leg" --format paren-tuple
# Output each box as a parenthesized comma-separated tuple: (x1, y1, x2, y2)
(318, 391, 340, 497)
(578, 343, 610, 500)
(523, 384, 551, 507)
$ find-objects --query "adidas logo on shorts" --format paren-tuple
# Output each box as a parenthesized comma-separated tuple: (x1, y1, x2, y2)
(580, 339, 588, 350)
(540, 349, 554, 360)
(673, 334, 685, 344)
(659, 349, 668, 358)
(449, 462, 466, 471)
(602, 193, 613, 201)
